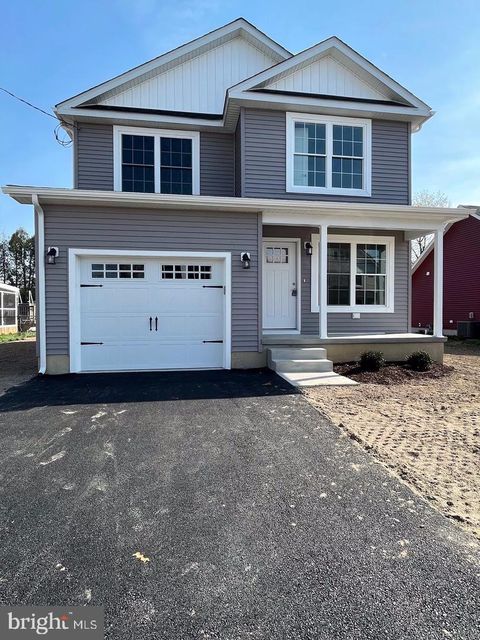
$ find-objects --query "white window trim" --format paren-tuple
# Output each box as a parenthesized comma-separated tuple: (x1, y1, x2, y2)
(310, 234, 395, 313)
(113, 125, 200, 195)
(286, 112, 372, 196)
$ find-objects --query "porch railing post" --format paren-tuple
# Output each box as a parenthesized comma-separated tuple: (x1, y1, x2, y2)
(319, 224, 328, 339)
(433, 227, 444, 338)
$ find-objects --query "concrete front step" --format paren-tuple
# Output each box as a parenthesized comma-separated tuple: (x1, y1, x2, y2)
(266, 346, 357, 387)
(269, 358, 333, 373)
(267, 347, 327, 362)
(276, 370, 359, 387)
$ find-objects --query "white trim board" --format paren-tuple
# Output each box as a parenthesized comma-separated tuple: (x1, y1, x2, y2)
(113, 125, 200, 195)
(68, 249, 232, 373)
(4, 187, 469, 228)
(310, 233, 395, 314)
(0, 283, 20, 293)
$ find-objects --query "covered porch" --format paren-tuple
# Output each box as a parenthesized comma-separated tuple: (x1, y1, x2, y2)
(260, 201, 466, 362)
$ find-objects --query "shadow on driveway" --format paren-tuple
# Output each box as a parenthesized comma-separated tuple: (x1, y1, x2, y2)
(0, 368, 297, 412)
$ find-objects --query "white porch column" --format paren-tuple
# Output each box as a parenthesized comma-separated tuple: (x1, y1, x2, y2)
(433, 227, 444, 337)
(319, 224, 328, 339)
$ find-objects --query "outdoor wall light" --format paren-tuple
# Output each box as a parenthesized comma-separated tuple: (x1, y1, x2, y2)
(304, 242, 313, 256)
(240, 252, 251, 269)
(47, 247, 59, 265)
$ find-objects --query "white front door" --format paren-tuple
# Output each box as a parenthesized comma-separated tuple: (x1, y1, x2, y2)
(262, 241, 298, 330)
(78, 256, 226, 371)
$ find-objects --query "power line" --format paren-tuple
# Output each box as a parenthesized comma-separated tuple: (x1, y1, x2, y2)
(0, 86, 57, 120)
(0, 86, 72, 147)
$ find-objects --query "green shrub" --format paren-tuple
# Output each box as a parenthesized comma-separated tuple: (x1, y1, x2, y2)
(406, 350, 433, 371)
(359, 350, 385, 372)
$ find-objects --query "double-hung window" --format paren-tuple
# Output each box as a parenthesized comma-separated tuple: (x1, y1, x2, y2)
(287, 113, 371, 196)
(114, 126, 200, 195)
(311, 235, 395, 313)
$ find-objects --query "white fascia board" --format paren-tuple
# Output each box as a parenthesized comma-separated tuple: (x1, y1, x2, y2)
(2, 186, 469, 228)
(55, 19, 290, 113)
(60, 107, 227, 131)
(229, 36, 432, 113)
(0, 282, 20, 293)
(228, 91, 431, 120)
(262, 211, 456, 231)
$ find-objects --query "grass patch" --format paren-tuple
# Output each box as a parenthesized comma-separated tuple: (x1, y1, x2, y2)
(0, 331, 35, 344)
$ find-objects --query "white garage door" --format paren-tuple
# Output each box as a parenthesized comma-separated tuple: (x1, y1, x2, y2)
(79, 256, 226, 372)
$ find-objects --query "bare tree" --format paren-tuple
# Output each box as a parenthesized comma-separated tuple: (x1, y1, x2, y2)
(411, 190, 450, 263)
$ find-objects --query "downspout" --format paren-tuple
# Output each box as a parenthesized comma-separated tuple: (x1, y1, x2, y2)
(33, 194, 47, 374)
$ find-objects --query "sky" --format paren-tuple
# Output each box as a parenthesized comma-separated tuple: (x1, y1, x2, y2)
(1, 0, 479, 237)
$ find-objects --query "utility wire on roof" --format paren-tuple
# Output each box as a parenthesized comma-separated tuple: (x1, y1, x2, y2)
(0, 87, 73, 147)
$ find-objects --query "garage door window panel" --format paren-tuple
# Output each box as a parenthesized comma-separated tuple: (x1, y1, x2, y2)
(91, 263, 145, 279)
(161, 264, 212, 280)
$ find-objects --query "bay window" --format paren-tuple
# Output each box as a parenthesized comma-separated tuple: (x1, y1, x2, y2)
(114, 126, 200, 195)
(287, 113, 371, 196)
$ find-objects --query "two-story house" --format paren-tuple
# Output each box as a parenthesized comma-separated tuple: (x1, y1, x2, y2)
(4, 18, 467, 378)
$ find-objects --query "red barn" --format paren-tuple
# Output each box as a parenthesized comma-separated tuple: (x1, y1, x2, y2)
(412, 209, 480, 334)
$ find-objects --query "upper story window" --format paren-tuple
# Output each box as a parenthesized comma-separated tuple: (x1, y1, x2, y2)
(114, 126, 200, 195)
(286, 113, 371, 196)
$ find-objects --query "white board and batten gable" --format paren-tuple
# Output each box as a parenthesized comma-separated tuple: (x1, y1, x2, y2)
(228, 37, 432, 129)
(55, 20, 432, 132)
(264, 56, 388, 102)
(55, 18, 290, 128)
(99, 37, 281, 115)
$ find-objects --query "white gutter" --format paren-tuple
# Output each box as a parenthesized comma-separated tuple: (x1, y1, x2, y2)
(32, 194, 46, 374)
(2, 186, 469, 225)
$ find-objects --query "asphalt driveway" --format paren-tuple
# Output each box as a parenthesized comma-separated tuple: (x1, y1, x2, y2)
(0, 369, 479, 639)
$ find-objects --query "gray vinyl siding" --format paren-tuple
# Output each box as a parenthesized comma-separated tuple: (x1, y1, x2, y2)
(264, 227, 409, 335)
(74, 125, 235, 196)
(200, 132, 235, 196)
(234, 118, 242, 196)
(244, 109, 410, 204)
(43, 206, 260, 356)
(75, 123, 114, 190)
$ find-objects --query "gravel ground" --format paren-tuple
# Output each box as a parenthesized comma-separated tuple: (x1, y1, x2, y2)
(305, 341, 480, 538)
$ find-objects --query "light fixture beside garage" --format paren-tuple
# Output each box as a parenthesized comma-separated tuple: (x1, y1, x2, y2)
(47, 247, 59, 264)
(240, 252, 251, 269)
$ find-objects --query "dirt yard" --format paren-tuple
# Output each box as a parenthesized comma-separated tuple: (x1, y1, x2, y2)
(305, 340, 480, 538)
(0, 339, 37, 395)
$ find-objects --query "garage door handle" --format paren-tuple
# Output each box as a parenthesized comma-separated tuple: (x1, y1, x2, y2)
(155, 316, 158, 331)
(149, 316, 152, 331)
